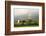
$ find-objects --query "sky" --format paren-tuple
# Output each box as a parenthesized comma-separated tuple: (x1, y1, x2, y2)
(14, 8, 39, 16)
(14, 8, 39, 21)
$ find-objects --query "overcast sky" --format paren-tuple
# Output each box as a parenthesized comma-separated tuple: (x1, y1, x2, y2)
(14, 8, 39, 16)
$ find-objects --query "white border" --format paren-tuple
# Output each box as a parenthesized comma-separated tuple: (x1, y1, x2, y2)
(11, 5, 42, 31)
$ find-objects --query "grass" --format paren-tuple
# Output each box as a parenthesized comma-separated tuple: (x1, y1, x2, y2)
(14, 19, 39, 27)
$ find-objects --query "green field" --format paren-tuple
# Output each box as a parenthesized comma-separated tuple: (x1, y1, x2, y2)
(14, 19, 39, 27)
